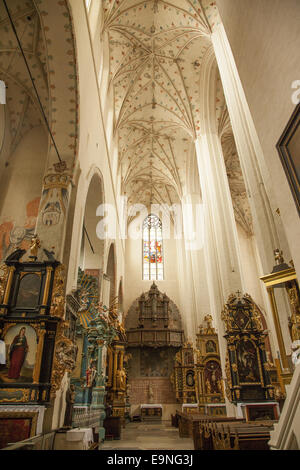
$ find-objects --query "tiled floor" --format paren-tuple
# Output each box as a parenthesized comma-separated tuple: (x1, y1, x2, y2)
(101, 422, 194, 450)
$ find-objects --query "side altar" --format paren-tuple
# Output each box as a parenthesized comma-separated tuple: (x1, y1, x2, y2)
(140, 404, 163, 422)
(0, 238, 78, 449)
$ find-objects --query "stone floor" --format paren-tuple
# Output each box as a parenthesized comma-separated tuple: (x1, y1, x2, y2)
(101, 421, 194, 450)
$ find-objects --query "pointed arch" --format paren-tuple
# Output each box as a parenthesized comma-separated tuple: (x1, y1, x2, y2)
(142, 214, 164, 281)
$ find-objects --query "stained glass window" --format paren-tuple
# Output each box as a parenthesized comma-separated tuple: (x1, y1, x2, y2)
(143, 214, 164, 281)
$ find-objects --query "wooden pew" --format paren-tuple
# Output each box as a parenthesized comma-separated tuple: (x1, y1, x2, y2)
(192, 417, 245, 450)
(176, 411, 245, 440)
(194, 419, 275, 450)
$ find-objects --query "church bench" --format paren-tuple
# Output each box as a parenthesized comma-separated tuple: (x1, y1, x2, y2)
(193, 419, 275, 450)
(177, 411, 245, 439)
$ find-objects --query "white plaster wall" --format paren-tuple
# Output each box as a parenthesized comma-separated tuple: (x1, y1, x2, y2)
(124, 227, 181, 319)
(0, 125, 48, 253)
(67, 0, 126, 296)
(236, 225, 264, 306)
(216, 0, 300, 277)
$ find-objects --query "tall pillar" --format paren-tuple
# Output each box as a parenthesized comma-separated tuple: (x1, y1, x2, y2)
(35, 162, 73, 262)
(181, 194, 202, 339)
(181, 192, 211, 336)
(175, 236, 196, 340)
(195, 132, 241, 416)
(195, 48, 245, 414)
(211, 24, 293, 361)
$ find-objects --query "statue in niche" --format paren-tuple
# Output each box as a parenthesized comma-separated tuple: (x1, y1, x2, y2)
(288, 285, 300, 341)
(206, 340, 216, 353)
(63, 384, 75, 429)
(204, 361, 222, 394)
(86, 360, 97, 388)
(148, 383, 154, 404)
(205, 378, 211, 394)
(116, 368, 126, 391)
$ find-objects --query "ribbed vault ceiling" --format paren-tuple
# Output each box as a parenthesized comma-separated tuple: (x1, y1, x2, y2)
(103, 0, 213, 207)
(0, 0, 48, 155)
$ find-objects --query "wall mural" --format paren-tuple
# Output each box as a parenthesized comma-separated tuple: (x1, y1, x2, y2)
(0, 324, 37, 384)
(41, 186, 69, 227)
(140, 348, 175, 378)
(127, 347, 177, 379)
(0, 198, 40, 261)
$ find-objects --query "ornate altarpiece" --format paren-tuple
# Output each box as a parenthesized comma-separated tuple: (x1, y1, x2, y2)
(195, 315, 225, 412)
(0, 241, 78, 446)
(222, 293, 275, 403)
(71, 269, 125, 429)
(260, 251, 300, 385)
(173, 342, 196, 404)
(0, 245, 77, 407)
(172, 315, 225, 413)
(104, 297, 128, 423)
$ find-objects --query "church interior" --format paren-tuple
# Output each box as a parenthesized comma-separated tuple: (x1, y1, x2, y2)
(0, 0, 299, 452)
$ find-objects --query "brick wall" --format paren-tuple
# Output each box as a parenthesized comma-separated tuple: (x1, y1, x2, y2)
(129, 377, 177, 404)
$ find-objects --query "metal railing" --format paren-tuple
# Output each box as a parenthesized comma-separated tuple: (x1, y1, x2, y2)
(72, 406, 102, 429)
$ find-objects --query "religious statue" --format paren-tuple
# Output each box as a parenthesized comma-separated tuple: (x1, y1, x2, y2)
(86, 360, 97, 388)
(116, 368, 126, 391)
(287, 285, 300, 341)
(204, 314, 213, 330)
(29, 235, 41, 261)
(63, 384, 75, 428)
(148, 383, 154, 404)
(210, 369, 219, 393)
(205, 378, 211, 394)
(274, 248, 284, 265)
(52, 294, 65, 318)
(291, 340, 300, 367)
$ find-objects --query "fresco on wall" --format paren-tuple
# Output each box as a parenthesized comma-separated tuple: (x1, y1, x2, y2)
(141, 348, 176, 377)
(127, 347, 177, 378)
(0, 198, 40, 261)
(0, 324, 37, 384)
(41, 187, 68, 227)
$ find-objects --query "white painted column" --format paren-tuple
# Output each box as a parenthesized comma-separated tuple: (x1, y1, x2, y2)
(212, 24, 292, 359)
(175, 234, 196, 341)
(35, 163, 73, 263)
(181, 192, 211, 330)
(212, 24, 287, 268)
(194, 48, 245, 414)
(195, 132, 242, 416)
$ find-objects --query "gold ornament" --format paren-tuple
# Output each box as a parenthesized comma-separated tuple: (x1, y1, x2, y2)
(50, 265, 66, 318)
(0, 264, 9, 304)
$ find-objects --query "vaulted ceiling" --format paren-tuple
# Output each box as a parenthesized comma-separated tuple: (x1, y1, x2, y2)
(0, 0, 48, 156)
(0, 0, 79, 169)
(103, 0, 215, 207)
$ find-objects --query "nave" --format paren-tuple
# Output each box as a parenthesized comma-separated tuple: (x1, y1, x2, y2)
(102, 422, 194, 451)
(0, 0, 299, 453)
